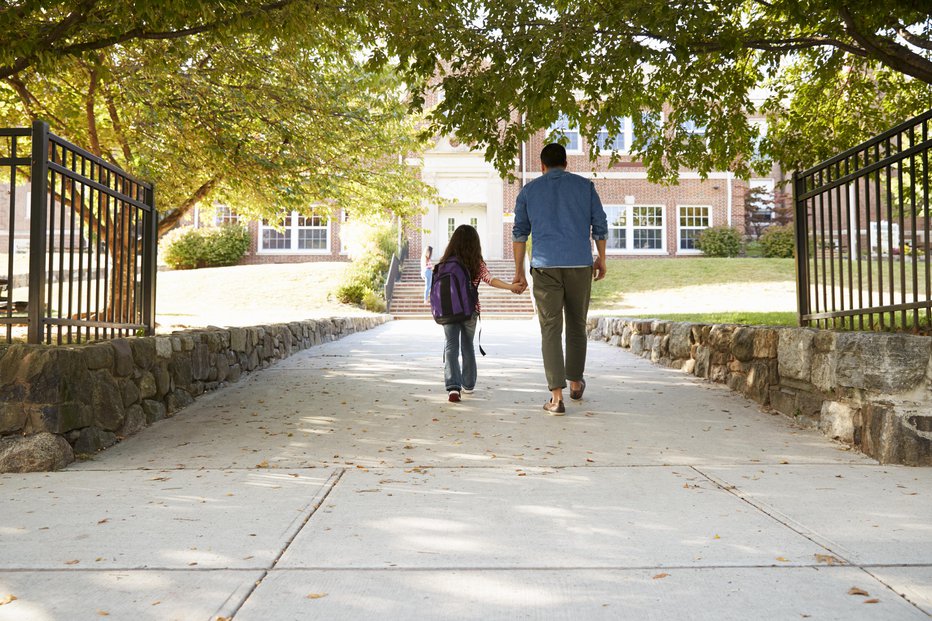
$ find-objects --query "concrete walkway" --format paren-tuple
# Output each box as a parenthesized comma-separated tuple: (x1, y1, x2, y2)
(1, 320, 929, 620)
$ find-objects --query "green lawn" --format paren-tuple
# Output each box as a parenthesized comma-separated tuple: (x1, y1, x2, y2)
(624, 311, 798, 326)
(590, 257, 796, 307)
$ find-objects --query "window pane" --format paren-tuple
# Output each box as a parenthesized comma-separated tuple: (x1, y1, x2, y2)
(448, 218, 455, 237)
(633, 229, 662, 249)
(596, 119, 627, 151)
(298, 228, 327, 250)
(633, 206, 661, 227)
(608, 228, 626, 250)
(680, 229, 700, 250)
(551, 114, 580, 151)
(470, 217, 478, 228)
(262, 228, 290, 250)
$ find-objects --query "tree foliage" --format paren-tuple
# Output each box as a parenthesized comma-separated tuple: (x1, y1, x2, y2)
(1, 5, 433, 235)
(362, 0, 932, 180)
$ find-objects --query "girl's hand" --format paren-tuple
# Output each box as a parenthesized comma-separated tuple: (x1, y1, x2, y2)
(510, 282, 525, 294)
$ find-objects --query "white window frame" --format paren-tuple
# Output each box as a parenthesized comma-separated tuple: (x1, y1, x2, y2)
(596, 117, 632, 155)
(258, 210, 331, 255)
(213, 204, 239, 227)
(602, 204, 667, 255)
(676, 204, 713, 254)
(548, 114, 582, 154)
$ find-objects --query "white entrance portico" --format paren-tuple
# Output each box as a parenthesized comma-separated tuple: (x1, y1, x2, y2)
(421, 137, 505, 259)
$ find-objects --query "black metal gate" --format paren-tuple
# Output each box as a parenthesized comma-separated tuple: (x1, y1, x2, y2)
(793, 109, 931, 331)
(0, 120, 157, 344)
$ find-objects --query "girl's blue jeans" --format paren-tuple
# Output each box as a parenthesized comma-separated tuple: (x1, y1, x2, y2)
(443, 316, 477, 392)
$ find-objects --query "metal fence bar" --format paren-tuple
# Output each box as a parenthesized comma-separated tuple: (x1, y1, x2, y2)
(27, 121, 49, 344)
(795, 108, 932, 332)
(1, 121, 155, 344)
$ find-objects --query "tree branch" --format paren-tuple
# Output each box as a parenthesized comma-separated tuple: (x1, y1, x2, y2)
(85, 63, 102, 157)
(157, 177, 221, 237)
(0, 0, 301, 80)
(103, 87, 133, 164)
(897, 25, 932, 51)
(839, 6, 932, 84)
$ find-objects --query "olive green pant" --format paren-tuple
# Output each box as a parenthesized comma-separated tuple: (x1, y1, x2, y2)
(531, 267, 592, 391)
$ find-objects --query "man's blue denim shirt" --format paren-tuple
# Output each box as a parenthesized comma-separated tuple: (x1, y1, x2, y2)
(513, 168, 608, 268)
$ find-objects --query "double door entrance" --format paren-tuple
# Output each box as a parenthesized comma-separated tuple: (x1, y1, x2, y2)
(438, 204, 486, 256)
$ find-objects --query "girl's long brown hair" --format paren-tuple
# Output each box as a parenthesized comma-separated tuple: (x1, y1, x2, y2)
(438, 224, 483, 280)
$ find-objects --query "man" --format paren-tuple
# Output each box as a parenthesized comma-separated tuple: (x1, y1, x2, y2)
(512, 142, 608, 415)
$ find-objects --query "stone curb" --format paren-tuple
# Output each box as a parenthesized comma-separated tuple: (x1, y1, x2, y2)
(0, 316, 391, 473)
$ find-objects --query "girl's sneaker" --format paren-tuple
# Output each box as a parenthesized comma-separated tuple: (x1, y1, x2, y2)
(448, 391, 461, 402)
(462, 387, 474, 394)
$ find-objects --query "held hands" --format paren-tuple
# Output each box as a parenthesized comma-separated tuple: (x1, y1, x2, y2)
(592, 257, 607, 281)
(511, 272, 528, 294)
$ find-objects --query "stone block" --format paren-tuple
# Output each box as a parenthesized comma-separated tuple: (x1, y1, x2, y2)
(165, 388, 194, 414)
(769, 387, 796, 416)
(861, 402, 932, 466)
(72, 427, 117, 455)
(110, 339, 134, 377)
(682, 359, 696, 375)
(752, 328, 779, 358)
(170, 336, 182, 352)
(180, 335, 195, 351)
(708, 325, 734, 351)
(129, 338, 156, 369)
(227, 364, 242, 383)
(154, 337, 173, 359)
(121, 378, 141, 407)
(710, 364, 727, 383)
(192, 343, 210, 381)
(83, 343, 114, 370)
(811, 351, 837, 393)
(835, 332, 931, 393)
(137, 371, 157, 400)
(0, 401, 27, 434)
(120, 404, 146, 437)
(169, 355, 193, 389)
(40, 401, 93, 434)
(813, 330, 837, 353)
(745, 361, 774, 404)
(694, 346, 711, 378)
(795, 390, 824, 427)
(154, 363, 171, 398)
(731, 327, 755, 362)
(778, 329, 815, 382)
(90, 371, 125, 431)
(141, 399, 166, 424)
(668, 323, 692, 360)
(0, 432, 73, 472)
(818, 401, 858, 443)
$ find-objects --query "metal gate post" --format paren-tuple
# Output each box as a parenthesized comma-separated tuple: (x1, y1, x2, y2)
(27, 120, 49, 344)
(793, 171, 811, 327)
(141, 186, 157, 335)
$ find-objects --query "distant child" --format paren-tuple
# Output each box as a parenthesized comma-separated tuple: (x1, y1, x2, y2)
(421, 245, 433, 303)
(436, 225, 523, 402)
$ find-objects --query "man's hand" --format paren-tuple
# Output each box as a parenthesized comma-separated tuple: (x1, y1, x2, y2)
(512, 272, 528, 294)
(592, 256, 607, 281)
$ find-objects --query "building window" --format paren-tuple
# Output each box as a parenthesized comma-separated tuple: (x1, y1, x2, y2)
(259, 211, 330, 253)
(602, 205, 665, 253)
(469, 217, 478, 229)
(549, 114, 581, 153)
(604, 205, 627, 250)
(632, 206, 664, 250)
(214, 205, 239, 226)
(596, 118, 630, 153)
(678, 205, 711, 251)
(680, 119, 707, 136)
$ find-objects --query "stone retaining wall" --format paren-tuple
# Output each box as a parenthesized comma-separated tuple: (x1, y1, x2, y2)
(588, 317, 932, 466)
(0, 316, 389, 472)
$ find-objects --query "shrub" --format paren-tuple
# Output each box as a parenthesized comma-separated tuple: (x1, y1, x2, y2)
(161, 227, 208, 269)
(696, 226, 742, 257)
(161, 224, 250, 270)
(335, 222, 397, 310)
(203, 225, 250, 267)
(760, 224, 795, 258)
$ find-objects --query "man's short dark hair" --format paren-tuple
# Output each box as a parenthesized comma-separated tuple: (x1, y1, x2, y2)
(540, 143, 567, 168)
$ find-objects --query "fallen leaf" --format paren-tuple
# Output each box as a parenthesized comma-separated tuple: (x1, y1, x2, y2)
(779, 459, 790, 464)
(814, 554, 844, 565)
(306, 593, 328, 599)
(848, 587, 870, 597)
(256, 460, 269, 468)
(97, 611, 109, 616)
(97, 518, 109, 524)
(652, 573, 670, 580)
(0, 594, 16, 606)
(64, 559, 80, 565)
(713, 535, 721, 540)
(864, 599, 879, 604)
(776, 557, 790, 562)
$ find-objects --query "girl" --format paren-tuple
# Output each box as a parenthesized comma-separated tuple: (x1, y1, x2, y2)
(437, 225, 522, 402)
(421, 245, 433, 303)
